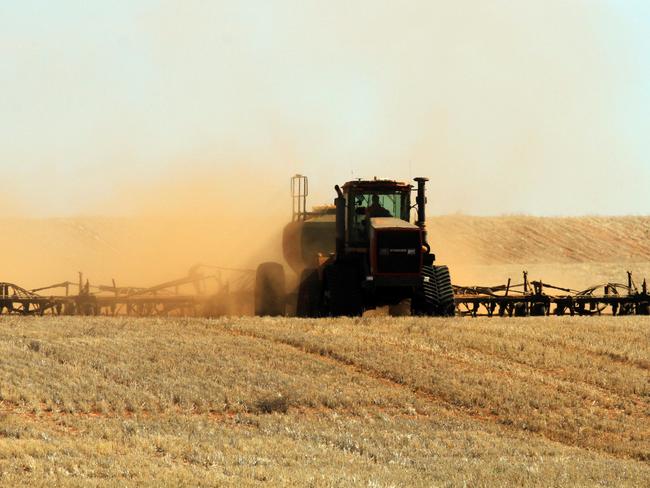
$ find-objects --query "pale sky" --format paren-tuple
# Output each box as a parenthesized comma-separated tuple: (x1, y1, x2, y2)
(1, 0, 649, 216)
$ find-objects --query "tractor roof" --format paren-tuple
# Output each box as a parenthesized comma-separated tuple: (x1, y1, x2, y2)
(341, 178, 412, 193)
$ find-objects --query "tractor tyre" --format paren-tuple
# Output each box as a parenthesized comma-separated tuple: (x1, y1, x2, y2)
(531, 302, 547, 316)
(434, 265, 456, 316)
(412, 265, 455, 317)
(254, 262, 286, 316)
(412, 265, 439, 316)
(514, 303, 528, 317)
(296, 268, 322, 318)
(324, 264, 363, 317)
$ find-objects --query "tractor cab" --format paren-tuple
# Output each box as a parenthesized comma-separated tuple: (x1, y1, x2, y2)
(341, 179, 412, 245)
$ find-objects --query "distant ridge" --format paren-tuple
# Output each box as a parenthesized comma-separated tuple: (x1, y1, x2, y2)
(429, 215, 650, 265)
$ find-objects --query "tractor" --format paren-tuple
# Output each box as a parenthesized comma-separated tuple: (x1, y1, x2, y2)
(254, 175, 455, 317)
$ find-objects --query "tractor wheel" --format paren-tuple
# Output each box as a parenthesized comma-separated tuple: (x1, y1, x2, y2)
(531, 302, 547, 316)
(324, 263, 363, 317)
(434, 265, 456, 316)
(412, 265, 456, 316)
(514, 303, 528, 317)
(296, 268, 322, 317)
(412, 265, 439, 316)
(255, 262, 286, 316)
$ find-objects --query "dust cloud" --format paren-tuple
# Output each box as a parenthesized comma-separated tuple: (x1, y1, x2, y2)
(3, 165, 650, 293)
(0, 164, 296, 291)
(1, 2, 648, 293)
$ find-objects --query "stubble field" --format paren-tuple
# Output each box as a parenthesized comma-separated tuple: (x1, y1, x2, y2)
(1, 215, 649, 485)
(0, 315, 648, 487)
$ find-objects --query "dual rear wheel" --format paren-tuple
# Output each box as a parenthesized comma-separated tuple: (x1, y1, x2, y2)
(412, 265, 456, 317)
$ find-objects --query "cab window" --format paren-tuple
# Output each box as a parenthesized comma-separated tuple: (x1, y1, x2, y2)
(348, 191, 409, 243)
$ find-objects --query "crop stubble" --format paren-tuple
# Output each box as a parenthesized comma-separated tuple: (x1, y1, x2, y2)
(0, 315, 648, 487)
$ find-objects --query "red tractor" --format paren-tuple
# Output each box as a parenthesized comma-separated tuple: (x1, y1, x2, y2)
(255, 175, 455, 317)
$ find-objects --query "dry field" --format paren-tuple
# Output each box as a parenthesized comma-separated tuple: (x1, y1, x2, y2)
(429, 216, 650, 288)
(0, 315, 648, 487)
(431, 215, 650, 265)
(1, 215, 648, 485)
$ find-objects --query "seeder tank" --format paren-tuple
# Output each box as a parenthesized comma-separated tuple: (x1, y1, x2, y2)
(282, 208, 335, 274)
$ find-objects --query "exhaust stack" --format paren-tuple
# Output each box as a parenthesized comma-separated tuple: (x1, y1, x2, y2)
(334, 185, 345, 259)
(414, 177, 429, 250)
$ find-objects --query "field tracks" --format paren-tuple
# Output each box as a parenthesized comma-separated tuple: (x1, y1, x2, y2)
(215, 319, 650, 462)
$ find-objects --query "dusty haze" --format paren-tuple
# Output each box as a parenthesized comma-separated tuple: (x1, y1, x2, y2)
(0, 166, 293, 288)
(2, 2, 650, 217)
(2, 195, 649, 292)
(1, 163, 648, 291)
(1, 2, 649, 289)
